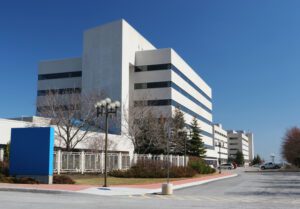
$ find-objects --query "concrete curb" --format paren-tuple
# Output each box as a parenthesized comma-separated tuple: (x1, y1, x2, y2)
(245, 170, 300, 173)
(172, 174, 238, 190)
(0, 174, 239, 196)
(150, 174, 239, 194)
(0, 187, 75, 195)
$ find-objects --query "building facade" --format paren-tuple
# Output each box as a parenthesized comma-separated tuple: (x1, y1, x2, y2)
(36, 19, 218, 163)
(213, 124, 228, 164)
(227, 130, 254, 164)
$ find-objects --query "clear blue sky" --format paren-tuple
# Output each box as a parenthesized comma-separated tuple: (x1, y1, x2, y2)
(1, 0, 300, 161)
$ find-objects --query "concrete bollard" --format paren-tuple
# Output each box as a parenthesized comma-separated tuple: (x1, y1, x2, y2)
(161, 183, 173, 195)
(0, 148, 4, 162)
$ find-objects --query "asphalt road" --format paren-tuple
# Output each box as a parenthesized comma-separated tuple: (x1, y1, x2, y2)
(0, 170, 300, 209)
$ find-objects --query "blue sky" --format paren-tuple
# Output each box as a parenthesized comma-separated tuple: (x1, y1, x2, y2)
(1, 0, 300, 161)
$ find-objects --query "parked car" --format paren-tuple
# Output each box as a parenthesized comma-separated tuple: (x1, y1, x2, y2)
(260, 162, 281, 170)
(218, 163, 234, 170)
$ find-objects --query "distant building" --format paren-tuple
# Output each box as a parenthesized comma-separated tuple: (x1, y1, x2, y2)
(213, 124, 228, 164)
(227, 130, 254, 164)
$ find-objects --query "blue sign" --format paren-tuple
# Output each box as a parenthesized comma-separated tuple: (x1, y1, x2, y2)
(9, 127, 54, 177)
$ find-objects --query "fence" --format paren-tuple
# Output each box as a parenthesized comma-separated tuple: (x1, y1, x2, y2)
(53, 150, 188, 174)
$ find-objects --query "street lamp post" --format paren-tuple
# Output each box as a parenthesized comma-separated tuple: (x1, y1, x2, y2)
(95, 97, 120, 187)
(178, 127, 190, 167)
(216, 141, 224, 174)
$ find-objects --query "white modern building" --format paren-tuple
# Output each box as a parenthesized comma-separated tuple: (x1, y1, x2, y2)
(36, 19, 218, 164)
(213, 124, 228, 164)
(227, 130, 254, 164)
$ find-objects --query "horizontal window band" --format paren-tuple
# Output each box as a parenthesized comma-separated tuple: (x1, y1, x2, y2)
(217, 152, 229, 155)
(37, 88, 81, 96)
(171, 82, 212, 113)
(184, 123, 213, 139)
(134, 99, 171, 107)
(134, 81, 212, 114)
(133, 99, 212, 128)
(134, 64, 172, 72)
(38, 71, 82, 80)
(134, 81, 171, 89)
(204, 144, 215, 150)
(37, 104, 81, 112)
(171, 100, 212, 125)
(135, 63, 211, 102)
(171, 65, 211, 102)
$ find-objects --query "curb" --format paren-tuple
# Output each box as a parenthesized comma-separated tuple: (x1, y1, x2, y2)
(149, 174, 238, 194)
(0, 187, 75, 195)
(172, 174, 238, 190)
(245, 170, 300, 173)
(0, 174, 238, 196)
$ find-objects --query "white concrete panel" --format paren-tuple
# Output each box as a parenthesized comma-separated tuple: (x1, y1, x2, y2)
(121, 20, 156, 134)
(82, 20, 122, 101)
(133, 88, 171, 100)
(39, 57, 82, 74)
(38, 78, 81, 90)
(0, 119, 42, 145)
(135, 49, 171, 66)
(133, 70, 171, 83)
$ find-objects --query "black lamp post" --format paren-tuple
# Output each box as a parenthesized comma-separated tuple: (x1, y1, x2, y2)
(216, 141, 224, 174)
(178, 127, 190, 167)
(95, 97, 120, 187)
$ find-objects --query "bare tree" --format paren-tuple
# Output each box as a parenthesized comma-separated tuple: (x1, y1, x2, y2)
(84, 134, 113, 153)
(282, 127, 300, 167)
(37, 89, 106, 151)
(122, 98, 168, 154)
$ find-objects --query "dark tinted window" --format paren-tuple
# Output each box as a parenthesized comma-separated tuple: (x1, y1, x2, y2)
(134, 81, 171, 89)
(135, 64, 171, 72)
(37, 88, 81, 96)
(134, 99, 171, 107)
(38, 71, 82, 80)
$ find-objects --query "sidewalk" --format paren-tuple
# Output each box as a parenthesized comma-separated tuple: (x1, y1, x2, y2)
(0, 172, 237, 196)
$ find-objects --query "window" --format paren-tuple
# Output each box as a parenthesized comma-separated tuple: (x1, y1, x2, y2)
(38, 71, 82, 80)
(134, 64, 171, 72)
(134, 81, 171, 89)
(134, 63, 211, 102)
(134, 99, 171, 107)
(37, 88, 81, 96)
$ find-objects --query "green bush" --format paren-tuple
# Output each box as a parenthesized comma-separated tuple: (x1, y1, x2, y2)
(188, 157, 216, 174)
(15, 177, 39, 184)
(0, 174, 39, 184)
(110, 159, 197, 178)
(0, 174, 14, 183)
(53, 175, 75, 184)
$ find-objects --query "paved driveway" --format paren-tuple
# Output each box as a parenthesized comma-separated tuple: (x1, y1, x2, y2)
(0, 170, 299, 209)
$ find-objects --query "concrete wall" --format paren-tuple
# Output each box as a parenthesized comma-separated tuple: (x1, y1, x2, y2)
(0, 118, 134, 155)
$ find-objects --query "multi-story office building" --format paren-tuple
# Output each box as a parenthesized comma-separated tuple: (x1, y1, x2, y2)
(227, 130, 254, 164)
(36, 19, 218, 163)
(213, 124, 228, 164)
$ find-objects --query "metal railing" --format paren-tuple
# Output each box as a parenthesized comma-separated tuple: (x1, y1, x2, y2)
(53, 151, 187, 174)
